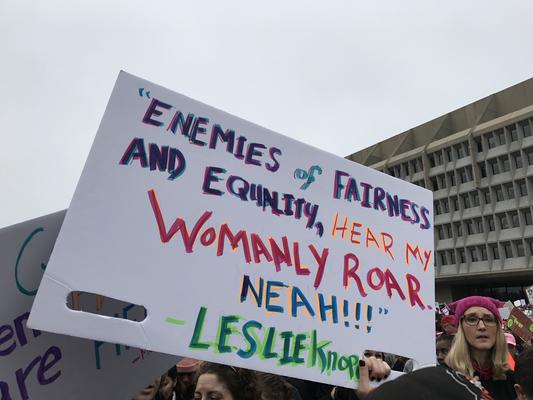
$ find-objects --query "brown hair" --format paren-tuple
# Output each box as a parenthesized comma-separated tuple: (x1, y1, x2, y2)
(195, 362, 261, 400)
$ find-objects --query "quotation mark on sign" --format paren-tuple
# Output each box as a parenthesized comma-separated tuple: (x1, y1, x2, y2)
(138, 88, 151, 99)
(294, 165, 322, 190)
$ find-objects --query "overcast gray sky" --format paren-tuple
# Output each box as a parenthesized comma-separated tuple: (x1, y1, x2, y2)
(2, 0, 533, 228)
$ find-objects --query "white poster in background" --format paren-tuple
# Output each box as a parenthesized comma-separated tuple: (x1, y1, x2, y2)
(525, 285, 533, 305)
(29, 71, 435, 388)
(0, 211, 178, 399)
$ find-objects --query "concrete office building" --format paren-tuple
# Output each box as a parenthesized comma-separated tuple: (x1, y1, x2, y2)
(347, 78, 533, 303)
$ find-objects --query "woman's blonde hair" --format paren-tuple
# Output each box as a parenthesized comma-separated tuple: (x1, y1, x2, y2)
(444, 316, 509, 379)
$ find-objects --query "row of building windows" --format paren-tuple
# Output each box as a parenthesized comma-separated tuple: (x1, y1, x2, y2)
(437, 238, 533, 266)
(434, 179, 529, 215)
(479, 148, 533, 178)
(385, 118, 533, 180)
(435, 207, 533, 240)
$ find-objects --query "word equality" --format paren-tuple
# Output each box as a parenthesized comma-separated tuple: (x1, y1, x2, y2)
(202, 166, 320, 230)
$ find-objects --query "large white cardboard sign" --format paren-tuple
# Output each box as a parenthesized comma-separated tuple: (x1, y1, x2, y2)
(29, 71, 435, 388)
(1, 212, 178, 399)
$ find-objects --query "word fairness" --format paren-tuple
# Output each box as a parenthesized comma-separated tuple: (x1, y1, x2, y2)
(186, 306, 361, 382)
(149, 189, 427, 309)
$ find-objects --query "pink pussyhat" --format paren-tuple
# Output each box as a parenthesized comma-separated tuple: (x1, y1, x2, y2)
(448, 296, 504, 326)
(504, 332, 516, 347)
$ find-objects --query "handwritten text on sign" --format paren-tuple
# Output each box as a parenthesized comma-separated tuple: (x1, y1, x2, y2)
(28, 72, 434, 388)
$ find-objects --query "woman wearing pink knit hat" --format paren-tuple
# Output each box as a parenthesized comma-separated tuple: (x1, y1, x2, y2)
(445, 296, 515, 400)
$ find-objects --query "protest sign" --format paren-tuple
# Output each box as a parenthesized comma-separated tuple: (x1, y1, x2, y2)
(525, 285, 533, 305)
(29, 71, 435, 387)
(1, 212, 177, 399)
(506, 307, 533, 342)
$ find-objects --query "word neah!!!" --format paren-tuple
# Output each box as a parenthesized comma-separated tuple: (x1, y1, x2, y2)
(333, 170, 431, 230)
(148, 189, 329, 289)
(142, 98, 282, 173)
(187, 306, 361, 382)
(240, 275, 383, 332)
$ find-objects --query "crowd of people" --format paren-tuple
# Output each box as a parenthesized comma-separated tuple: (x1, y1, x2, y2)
(133, 296, 533, 400)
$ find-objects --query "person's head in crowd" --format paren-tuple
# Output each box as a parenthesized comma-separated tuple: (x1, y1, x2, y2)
(194, 362, 261, 400)
(255, 372, 294, 400)
(440, 315, 457, 335)
(436, 334, 454, 365)
(175, 358, 200, 399)
(132, 376, 161, 400)
(504, 332, 517, 356)
(515, 346, 533, 400)
(445, 296, 509, 380)
(158, 368, 177, 400)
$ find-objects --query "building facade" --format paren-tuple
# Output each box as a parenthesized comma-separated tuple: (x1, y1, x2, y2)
(347, 78, 533, 303)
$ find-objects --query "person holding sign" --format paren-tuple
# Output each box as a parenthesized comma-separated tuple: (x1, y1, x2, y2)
(445, 296, 515, 400)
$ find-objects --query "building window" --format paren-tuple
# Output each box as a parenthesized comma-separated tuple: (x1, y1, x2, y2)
(459, 168, 468, 183)
(454, 222, 463, 237)
(498, 213, 509, 230)
(519, 119, 532, 138)
(402, 162, 409, 177)
(478, 162, 487, 178)
(439, 251, 448, 265)
(490, 244, 499, 260)
(452, 196, 459, 211)
(455, 144, 465, 159)
(434, 201, 442, 215)
(512, 152, 523, 169)
(517, 179, 527, 197)
(482, 189, 491, 204)
(437, 225, 445, 240)
(449, 250, 456, 264)
(526, 148, 533, 166)
(445, 224, 452, 238)
(459, 248, 466, 263)
(502, 242, 513, 258)
(472, 191, 480, 207)
(486, 216, 495, 231)
(504, 183, 515, 199)
(469, 247, 478, 262)
(448, 171, 456, 186)
(515, 241, 525, 257)
(487, 133, 496, 149)
(494, 186, 504, 202)
(509, 211, 519, 227)
(411, 158, 421, 173)
(475, 218, 483, 233)
(430, 176, 438, 190)
(466, 220, 474, 235)
(528, 239, 533, 255)
(445, 147, 453, 162)
(442, 198, 450, 213)
(501, 156, 510, 172)
(489, 159, 500, 175)
(522, 208, 533, 225)
(428, 153, 436, 168)
(462, 194, 471, 209)
(438, 174, 446, 189)
(508, 124, 519, 142)
(435, 151, 443, 165)
(495, 129, 506, 146)
(480, 246, 488, 261)
(475, 137, 483, 152)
